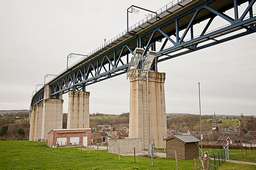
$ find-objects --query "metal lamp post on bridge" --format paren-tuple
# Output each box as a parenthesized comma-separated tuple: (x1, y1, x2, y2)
(127, 5, 159, 71)
(33, 83, 44, 95)
(66, 53, 89, 70)
(44, 74, 58, 85)
(30, 84, 44, 110)
(127, 5, 158, 32)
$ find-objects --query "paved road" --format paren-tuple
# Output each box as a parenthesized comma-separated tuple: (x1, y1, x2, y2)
(211, 158, 256, 166)
(226, 159, 256, 166)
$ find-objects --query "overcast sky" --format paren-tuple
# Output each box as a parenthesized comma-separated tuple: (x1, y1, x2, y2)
(0, 0, 255, 115)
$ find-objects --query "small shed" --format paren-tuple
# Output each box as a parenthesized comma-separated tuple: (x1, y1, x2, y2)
(47, 128, 92, 148)
(165, 135, 199, 160)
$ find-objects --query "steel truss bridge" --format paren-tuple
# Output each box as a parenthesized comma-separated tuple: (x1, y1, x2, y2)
(31, 0, 256, 106)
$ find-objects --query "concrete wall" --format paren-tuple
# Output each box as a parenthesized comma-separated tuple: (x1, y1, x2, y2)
(129, 70, 167, 149)
(108, 138, 143, 155)
(67, 91, 90, 129)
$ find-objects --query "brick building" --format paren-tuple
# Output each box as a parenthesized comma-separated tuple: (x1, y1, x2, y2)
(47, 128, 92, 148)
(166, 135, 199, 160)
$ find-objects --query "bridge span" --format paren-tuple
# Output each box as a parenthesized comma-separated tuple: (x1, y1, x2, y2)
(29, 0, 256, 149)
(31, 0, 256, 106)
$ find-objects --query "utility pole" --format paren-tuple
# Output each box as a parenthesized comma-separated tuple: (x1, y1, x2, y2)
(198, 82, 203, 153)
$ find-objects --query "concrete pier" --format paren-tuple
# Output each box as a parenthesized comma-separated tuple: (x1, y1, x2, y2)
(33, 105, 39, 141)
(40, 98, 63, 140)
(29, 85, 63, 141)
(37, 102, 43, 140)
(129, 70, 167, 149)
(67, 91, 90, 129)
(29, 106, 36, 141)
(29, 102, 43, 141)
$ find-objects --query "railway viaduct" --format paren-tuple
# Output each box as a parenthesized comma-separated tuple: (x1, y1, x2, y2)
(29, 0, 256, 149)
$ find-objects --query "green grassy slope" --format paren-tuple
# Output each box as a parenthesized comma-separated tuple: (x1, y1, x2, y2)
(0, 141, 194, 170)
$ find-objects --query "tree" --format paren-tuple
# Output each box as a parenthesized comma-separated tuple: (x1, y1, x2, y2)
(17, 128, 25, 136)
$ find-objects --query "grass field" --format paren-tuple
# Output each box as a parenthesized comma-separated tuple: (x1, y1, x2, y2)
(204, 148, 256, 163)
(219, 162, 256, 170)
(1, 141, 255, 170)
(0, 141, 194, 170)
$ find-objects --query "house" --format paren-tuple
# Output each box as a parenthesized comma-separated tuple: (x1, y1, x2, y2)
(47, 128, 92, 148)
(96, 125, 112, 132)
(217, 133, 240, 145)
(165, 134, 199, 160)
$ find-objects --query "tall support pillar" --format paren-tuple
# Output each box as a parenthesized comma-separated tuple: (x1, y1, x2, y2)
(40, 98, 63, 140)
(40, 85, 63, 141)
(37, 102, 43, 140)
(33, 105, 39, 141)
(67, 91, 90, 129)
(29, 85, 63, 141)
(129, 70, 167, 149)
(30, 102, 44, 141)
(29, 106, 36, 141)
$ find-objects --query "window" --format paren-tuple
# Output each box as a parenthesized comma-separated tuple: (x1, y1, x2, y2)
(70, 137, 80, 145)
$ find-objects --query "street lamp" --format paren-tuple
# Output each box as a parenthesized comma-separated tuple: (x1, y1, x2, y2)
(66, 53, 89, 70)
(44, 74, 58, 85)
(127, 5, 158, 32)
(35, 83, 44, 91)
(32, 83, 44, 96)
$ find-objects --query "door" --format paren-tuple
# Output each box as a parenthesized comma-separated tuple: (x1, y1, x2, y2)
(83, 136, 88, 147)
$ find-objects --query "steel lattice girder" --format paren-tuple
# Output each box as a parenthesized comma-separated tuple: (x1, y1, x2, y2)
(31, 0, 256, 106)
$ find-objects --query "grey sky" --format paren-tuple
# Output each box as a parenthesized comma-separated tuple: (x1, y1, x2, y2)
(0, 0, 255, 115)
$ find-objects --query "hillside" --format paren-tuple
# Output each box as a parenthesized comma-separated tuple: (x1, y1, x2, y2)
(0, 111, 255, 141)
(0, 110, 30, 140)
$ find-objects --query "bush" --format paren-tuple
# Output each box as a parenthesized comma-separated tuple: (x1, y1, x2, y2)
(0, 126, 8, 136)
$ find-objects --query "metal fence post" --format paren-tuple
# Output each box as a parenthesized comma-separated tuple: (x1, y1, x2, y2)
(218, 152, 221, 166)
(133, 147, 136, 163)
(213, 154, 216, 170)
